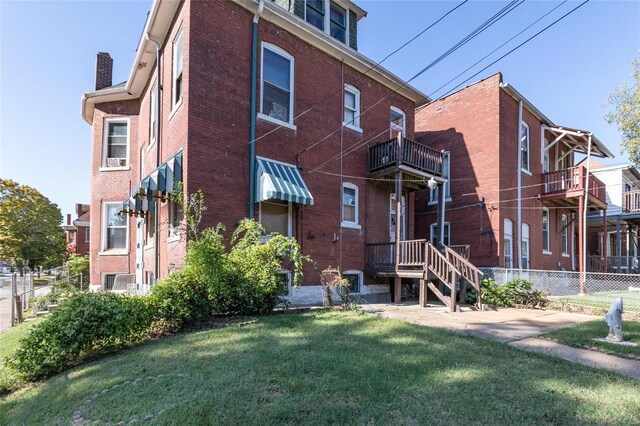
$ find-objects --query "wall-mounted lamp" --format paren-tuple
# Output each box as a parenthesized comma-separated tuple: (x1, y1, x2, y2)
(427, 176, 438, 191)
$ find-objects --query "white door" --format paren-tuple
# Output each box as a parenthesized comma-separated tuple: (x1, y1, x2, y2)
(135, 218, 144, 290)
(389, 193, 406, 242)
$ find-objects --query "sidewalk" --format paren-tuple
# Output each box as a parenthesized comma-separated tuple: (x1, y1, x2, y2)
(363, 302, 640, 380)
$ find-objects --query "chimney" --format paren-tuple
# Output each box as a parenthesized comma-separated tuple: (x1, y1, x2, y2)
(95, 52, 113, 91)
(67, 214, 71, 225)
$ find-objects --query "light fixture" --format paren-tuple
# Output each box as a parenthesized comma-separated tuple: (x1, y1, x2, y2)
(427, 176, 438, 191)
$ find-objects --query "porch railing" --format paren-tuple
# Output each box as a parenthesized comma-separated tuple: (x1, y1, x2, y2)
(587, 255, 639, 273)
(541, 165, 606, 204)
(367, 137, 443, 176)
(447, 244, 470, 260)
(623, 190, 640, 212)
(398, 239, 427, 268)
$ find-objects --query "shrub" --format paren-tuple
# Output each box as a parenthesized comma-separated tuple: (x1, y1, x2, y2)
(478, 278, 548, 308)
(8, 292, 155, 380)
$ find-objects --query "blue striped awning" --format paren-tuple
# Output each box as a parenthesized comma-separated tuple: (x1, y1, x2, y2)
(256, 157, 314, 205)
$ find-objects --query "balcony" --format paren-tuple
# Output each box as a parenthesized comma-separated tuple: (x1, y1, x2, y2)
(622, 190, 640, 213)
(540, 165, 606, 207)
(367, 137, 443, 179)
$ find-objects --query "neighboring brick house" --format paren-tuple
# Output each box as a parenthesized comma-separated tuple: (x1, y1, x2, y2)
(81, 0, 456, 303)
(415, 73, 614, 277)
(62, 204, 91, 256)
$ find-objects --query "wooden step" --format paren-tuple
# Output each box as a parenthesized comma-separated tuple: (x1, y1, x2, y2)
(36, 310, 49, 317)
(47, 304, 59, 312)
(426, 281, 460, 312)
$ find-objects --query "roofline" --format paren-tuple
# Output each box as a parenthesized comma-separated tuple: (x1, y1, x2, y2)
(81, 0, 427, 124)
(499, 81, 615, 159)
(591, 164, 640, 180)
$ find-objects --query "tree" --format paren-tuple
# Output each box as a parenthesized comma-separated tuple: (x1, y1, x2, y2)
(0, 179, 66, 273)
(606, 59, 640, 166)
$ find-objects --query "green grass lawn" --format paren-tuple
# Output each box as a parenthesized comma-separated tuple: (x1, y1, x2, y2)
(544, 320, 640, 359)
(0, 319, 43, 394)
(1, 310, 640, 425)
(551, 290, 640, 312)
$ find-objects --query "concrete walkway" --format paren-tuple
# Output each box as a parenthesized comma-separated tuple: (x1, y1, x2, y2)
(363, 302, 640, 380)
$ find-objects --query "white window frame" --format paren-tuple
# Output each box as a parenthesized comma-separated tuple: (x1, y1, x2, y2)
(171, 27, 184, 112)
(343, 270, 363, 294)
(85, 227, 90, 243)
(149, 81, 158, 147)
(542, 207, 551, 254)
(167, 199, 184, 242)
(430, 222, 450, 246)
(69, 231, 76, 244)
(140, 146, 146, 180)
(520, 122, 530, 174)
(101, 272, 124, 291)
(258, 43, 296, 130)
(430, 151, 451, 204)
(101, 117, 130, 170)
(504, 218, 513, 268)
(521, 223, 530, 270)
(390, 106, 406, 137)
(341, 182, 360, 229)
(561, 214, 569, 257)
(304, 0, 350, 46)
(343, 84, 361, 132)
(259, 201, 293, 237)
(100, 202, 129, 254)
(304, 0, 325, 31)
(278, 269, 292, 296)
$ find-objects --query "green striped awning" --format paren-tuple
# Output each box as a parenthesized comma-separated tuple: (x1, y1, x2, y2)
(256, 157, 314, 205)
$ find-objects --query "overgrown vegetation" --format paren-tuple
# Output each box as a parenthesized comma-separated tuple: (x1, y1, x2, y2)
(470, 278, 549, 308)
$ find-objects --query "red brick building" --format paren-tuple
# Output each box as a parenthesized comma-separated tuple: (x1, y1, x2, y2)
(415, 73, 614, 275)
(62, 204, 90, 257)
(81, 0, 454, 302)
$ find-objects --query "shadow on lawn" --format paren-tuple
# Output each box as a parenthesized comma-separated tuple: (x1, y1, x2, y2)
(2, 310, 640, 425)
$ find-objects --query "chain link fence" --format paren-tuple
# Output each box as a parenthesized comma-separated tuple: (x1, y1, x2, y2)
(481, 267, 640, 312)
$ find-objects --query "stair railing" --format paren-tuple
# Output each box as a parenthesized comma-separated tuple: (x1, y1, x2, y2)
(445, 246, 483, 309)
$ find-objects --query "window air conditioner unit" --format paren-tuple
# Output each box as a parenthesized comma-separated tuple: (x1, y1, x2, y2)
(107, 158, 126, 167)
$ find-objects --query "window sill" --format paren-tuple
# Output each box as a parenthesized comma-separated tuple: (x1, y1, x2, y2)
(341, 221, 361, 230)
(147, 140, 156, 153)
(543, 250, 552, 256)
(521, 169, 532, 176)
(343, 123, 362, 133)
(166, 234, 182, 244)
(562, 254, 571, 258)
(144, 244, 154, 251)
(168, 98, 183, 122)
(98, 250, 128, 256)
(428, 198, 452, 206)
(257, 113, 297, 131)
(99, 166, 130, 172)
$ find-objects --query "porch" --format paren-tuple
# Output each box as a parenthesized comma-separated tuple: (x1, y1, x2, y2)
(367, 136, 444, 185)
(540, 165, 606, 208)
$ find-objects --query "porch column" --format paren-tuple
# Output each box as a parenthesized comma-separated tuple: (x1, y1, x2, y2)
(419, 279, 426, 307)
(578, 195, 585, 294)
(394, 277, 402, 304)
(394, 166, 402, 304)
(616, 216, 622, 270)
(603, 209, 607, 272)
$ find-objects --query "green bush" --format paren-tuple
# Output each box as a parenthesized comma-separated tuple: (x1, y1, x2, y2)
(8, 292, 155, 380)
(478, 278, 548, 308)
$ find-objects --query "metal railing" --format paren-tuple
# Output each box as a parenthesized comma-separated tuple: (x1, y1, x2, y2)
(541, 165, 606, 204)
(367, 137, 443, 176)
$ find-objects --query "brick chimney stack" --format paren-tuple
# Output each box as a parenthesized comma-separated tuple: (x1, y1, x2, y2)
(95, 52, 113, 91)
(67, 214, 71, 225)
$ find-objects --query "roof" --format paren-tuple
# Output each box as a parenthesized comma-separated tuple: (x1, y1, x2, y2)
(82, 0, 428, 124)
(589, 163, 640, 181)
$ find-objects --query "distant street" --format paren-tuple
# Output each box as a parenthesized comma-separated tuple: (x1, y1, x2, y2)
(0, 276, 51, 332)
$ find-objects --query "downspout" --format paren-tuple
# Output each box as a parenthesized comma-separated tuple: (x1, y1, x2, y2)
(582, 133, 593, 293)
(248, 0, 265, 218)
(146, 32, 162, 284)
(517, 100, 523, 272)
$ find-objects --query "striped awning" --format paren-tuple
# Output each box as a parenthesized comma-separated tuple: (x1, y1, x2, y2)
(256, 157, 314, 205)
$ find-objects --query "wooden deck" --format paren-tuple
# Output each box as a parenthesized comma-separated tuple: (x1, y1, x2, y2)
(540, 165, 607, 208)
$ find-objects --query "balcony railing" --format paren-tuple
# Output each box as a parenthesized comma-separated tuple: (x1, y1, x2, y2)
(623, 190, 640, 212)
(367, 137, 443, 176)
(587, 255, 639, 273)
(541, 165, 606, 204)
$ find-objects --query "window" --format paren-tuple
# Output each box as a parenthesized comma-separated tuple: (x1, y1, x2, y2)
(341, 183, 359, 228)
(561, 214, 568, 256)
(146, 207, 155, 244)
(343, 85, 360, 130)
(260, 44, 294, 127)
(277, 271, 291, 296)
(430, 151, 450, 203)
(172, 27, 184, 108)
(150, 82, 158, 145)
(390, 107, 406, 137)
(102, 203, 127, 251)
(329, 1, 347, 43)
(343, 271, 362, 294)
(542, 208, 550, 253)
(103, 118, 129, 168)
(85, 228, 90, 243)
(69, 231, 75, 244)
(305, 0, 324, 31)
(520, 122, 530, 172)
(168, 200, 184, 237)
(103, 274, 117, 291)
(260, 201, 291, 236)
(521, 223, 530, 269)
(430, 222, 450, 246)
(504, 219, 513, 268)
(140, 146, 146, 180)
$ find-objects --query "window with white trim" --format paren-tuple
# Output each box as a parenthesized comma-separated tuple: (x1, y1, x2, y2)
(343, 85, 360, 130)
(329, 1, 347, 43)
(341, 183, 359, 228)
(102, 202, 127, 251)
(542, 208, 550, 253)
(168, 200, 184, 237)
(103, 274, 117, 291)
(390, 106, 406, 137)
(69, 231, 75, 244)
(103, 118, 129, 168)
(504, 219, 513, 268)
(172, 27, 184, 108)
(520, 122, 530, 172)
(260, 201, 292, 237)
(430, 222, 450, 246)
(260, 44, 294, 126)
(561, 214, 568, 255)
(521, 223, 530, 269)
(343, 271, 362, 294)
(430, 151, 450, 202)
(150, 81, 158, 145)
(305, 0, 324, 31)
(85, 228, 90, 243)
(146, 207, 155, 243)
(304, 0, 351, 46)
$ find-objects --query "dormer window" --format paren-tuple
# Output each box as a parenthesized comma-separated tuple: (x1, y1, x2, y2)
(303, 0, 353, 47)
(306, 0, 324, 31)
(329, 2, 347, 43)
